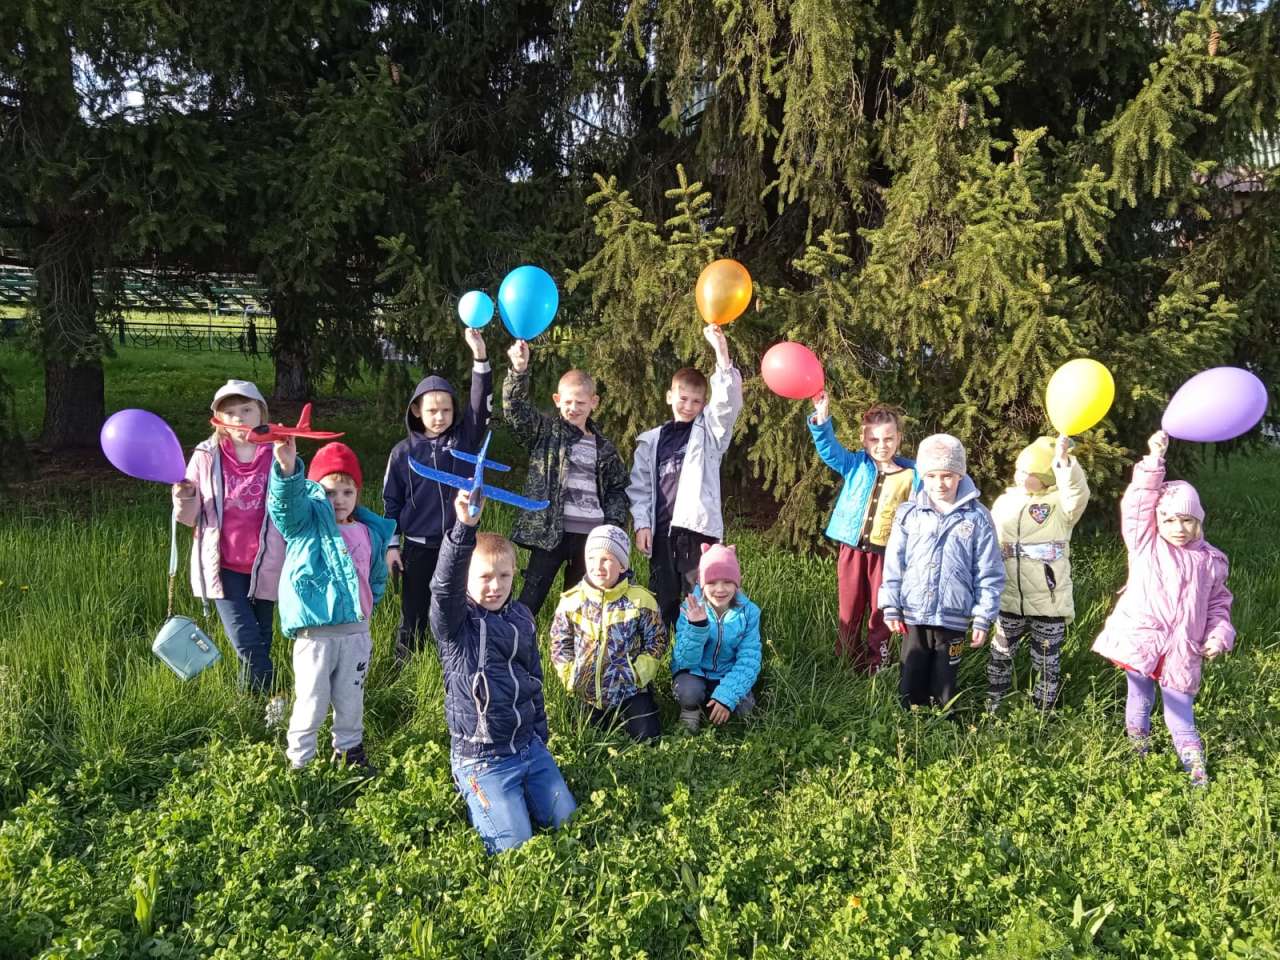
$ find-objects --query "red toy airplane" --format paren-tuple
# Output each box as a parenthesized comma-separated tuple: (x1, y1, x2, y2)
(209, 402, 344, 443)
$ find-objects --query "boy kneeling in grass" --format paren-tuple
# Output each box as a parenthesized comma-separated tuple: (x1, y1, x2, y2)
(430, 490, 576, 854)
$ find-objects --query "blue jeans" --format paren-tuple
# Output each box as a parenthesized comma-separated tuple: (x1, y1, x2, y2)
(451, 738, 577, 854)
(213, 568, 276, 693)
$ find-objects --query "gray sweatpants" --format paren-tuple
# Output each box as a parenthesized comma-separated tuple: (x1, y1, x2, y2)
(287, 623, 372, 767)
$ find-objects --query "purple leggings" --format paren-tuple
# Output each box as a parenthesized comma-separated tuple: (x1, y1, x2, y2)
(1125, 671, 1201, 754)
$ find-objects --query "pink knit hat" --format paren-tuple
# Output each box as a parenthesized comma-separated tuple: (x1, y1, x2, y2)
(1156, 480, 1204, 523)
(698, 543, 741, 586)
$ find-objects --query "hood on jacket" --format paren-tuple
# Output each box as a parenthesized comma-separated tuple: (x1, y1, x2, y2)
(405, 375, 459, 438)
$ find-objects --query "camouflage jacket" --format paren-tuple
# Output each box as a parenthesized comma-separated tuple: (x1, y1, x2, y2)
(502, 367, 630, 552)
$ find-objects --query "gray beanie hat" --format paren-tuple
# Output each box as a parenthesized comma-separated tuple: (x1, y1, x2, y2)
(916, 433, 967, 475)
(585, 524, 631, 568)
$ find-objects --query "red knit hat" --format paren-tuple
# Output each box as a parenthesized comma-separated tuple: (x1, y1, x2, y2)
(307, 442, 363, 489)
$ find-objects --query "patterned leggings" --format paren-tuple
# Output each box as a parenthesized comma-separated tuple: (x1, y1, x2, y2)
(986, 614, 1066, 711)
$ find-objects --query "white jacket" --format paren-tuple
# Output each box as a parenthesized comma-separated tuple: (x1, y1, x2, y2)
(628, 364, 743, 540)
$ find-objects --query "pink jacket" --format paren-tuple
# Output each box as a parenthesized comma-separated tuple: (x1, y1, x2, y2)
(1092, 456, 1234, 695)
(173, 437, 285, 601)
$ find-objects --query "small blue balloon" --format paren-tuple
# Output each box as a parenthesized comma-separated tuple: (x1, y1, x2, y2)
(457, 290, 494, 329)
(497, 265, 559, 340)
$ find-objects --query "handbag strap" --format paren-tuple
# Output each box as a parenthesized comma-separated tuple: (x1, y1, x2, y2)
(167, 507, 179, 620)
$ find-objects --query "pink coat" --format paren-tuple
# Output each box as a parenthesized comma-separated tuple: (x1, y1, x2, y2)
(173, 437, 285, 601)
(1092, 456, 1234, 695)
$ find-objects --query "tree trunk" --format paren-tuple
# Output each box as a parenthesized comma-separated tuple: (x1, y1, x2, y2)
(29, 30, 106, 450)
(271, 290, 313, 401)
(34, 215, 104, 451)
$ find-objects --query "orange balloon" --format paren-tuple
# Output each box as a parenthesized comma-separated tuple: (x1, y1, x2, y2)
(695, 259, 752, 326)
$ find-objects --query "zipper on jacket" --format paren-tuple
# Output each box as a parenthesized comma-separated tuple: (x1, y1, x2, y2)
(1015, 508, 1025, 616)
(594, 593, 606, 704)
(710, 612, 726, 672)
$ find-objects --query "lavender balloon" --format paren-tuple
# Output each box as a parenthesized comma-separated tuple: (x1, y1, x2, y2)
(100, 409, 187, 483)
(1162, 367, 1269, 443)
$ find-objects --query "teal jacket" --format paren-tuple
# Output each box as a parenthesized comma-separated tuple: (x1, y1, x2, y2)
(807, 415, 919, 547)
(267, 459, 396, 638)
(671, 588, 762, 711)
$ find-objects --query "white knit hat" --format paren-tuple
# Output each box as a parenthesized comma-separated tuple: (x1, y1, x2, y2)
(916, 433, 967, 474)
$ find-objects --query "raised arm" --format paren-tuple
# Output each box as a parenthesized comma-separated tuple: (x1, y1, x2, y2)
(1120, 433, 1169, 554)
(672, 596, 711, 674)
(459, 328, 493, 452)
(1053, 436, 1090, 526)
(807, 395, 866, 477)
(702, 325, 743, 452)
(429, 519, 477, 643)
(267, 443, 315, 541)
(501, 341, 549, 449)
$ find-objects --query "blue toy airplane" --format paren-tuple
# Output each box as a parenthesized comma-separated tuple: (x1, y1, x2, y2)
(408, 431, 549, 518)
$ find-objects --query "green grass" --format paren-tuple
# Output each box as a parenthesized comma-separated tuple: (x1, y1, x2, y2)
(2, 344, 1280, 958)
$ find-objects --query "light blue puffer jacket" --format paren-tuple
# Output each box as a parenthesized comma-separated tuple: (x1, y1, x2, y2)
(877, 477, 1005, 633)
(807, 415, 919, 547)
(672, 588, 762, 710)
(268, 459, 396, 637)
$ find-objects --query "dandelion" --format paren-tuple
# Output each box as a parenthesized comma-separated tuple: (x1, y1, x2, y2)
(848, 895, 863, 909)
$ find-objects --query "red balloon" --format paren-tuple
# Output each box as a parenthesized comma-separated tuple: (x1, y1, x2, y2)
(761, 341, 825, 400)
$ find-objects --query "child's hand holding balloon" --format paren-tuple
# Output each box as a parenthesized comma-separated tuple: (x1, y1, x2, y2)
(812, 390, 830, 424)
(1055, 434, 1071, 466)
(703, 324, 731, 366)
(508, 339, 529, 374)
(1148, 430, 1169, 459)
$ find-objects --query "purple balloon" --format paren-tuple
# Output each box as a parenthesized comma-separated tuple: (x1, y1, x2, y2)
(100, 409, 187, 483)
(1162, 367, 1269, 443)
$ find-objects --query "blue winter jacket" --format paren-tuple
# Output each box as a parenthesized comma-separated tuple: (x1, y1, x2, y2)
(672, 587, 762, 711)
(429, 521, 550, 760)
(267, 459, 396, 638)
(877, 477, 1005, 633)
(807, 415, 919, 547)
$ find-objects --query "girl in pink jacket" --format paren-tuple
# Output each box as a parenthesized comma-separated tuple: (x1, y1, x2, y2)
(1092, 431, 1235, 786)
(172, 380, 286, 722)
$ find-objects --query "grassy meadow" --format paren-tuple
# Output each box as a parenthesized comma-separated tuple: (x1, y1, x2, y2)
(2, 343, 1279, 959)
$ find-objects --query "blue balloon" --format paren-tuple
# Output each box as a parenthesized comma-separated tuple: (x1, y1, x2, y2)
(457, 290, 494, 329)
(497, 265, 559, 340)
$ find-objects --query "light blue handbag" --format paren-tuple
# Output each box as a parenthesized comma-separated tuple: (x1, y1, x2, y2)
(152, 510, 222, 680)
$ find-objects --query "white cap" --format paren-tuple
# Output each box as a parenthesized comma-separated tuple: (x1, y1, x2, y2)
(210, 379, 267, 413)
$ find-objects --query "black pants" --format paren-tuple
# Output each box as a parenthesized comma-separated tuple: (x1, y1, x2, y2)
(394, 540, 441, 665)
(651, 527, 718, 628)
(518, 532, 589, 619)
(899, 624, 965, 711)
(587, 687, 661, 742)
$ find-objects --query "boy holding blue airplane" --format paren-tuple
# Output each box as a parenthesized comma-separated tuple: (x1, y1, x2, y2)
(382, 328, 492, 667)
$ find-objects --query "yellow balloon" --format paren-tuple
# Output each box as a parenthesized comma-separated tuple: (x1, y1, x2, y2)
(695, 259, 752, 326)
(1045, 358, 1115, 435)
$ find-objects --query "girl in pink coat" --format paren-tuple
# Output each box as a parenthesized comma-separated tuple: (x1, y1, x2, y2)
(1092, 431, 1234, 786)
(172, 380, 286, 723)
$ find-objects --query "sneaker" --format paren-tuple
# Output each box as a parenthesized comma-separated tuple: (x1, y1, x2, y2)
(679, 708, 702, 733)
(1179, 747, 1209, 788)
(264, 695, 288, 730)
(332, 743, 378, 776)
